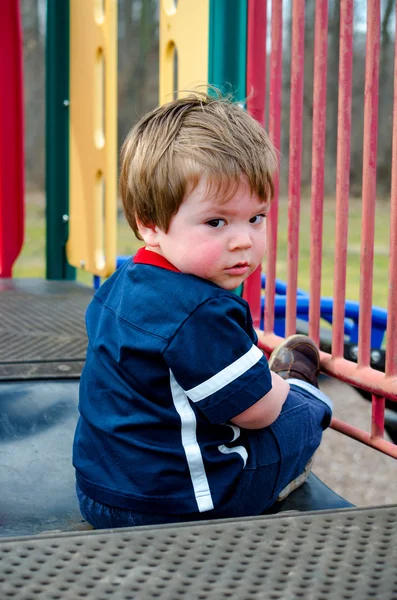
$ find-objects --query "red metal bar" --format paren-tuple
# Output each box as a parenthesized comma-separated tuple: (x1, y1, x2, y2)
(331, 417, 397, 459)
(257, 330, 397, 402)
(243, 0, 267, 327)
(358, 0, 380, 367)
(286, 0, 305, 336)
(385, 4, 397, 377)
(308, 0, 328, 345)
(371, 393, 385, 439)
(0, 0, 24, 277)
(332, 0, 354, 358)
(265, 0, 283, 334)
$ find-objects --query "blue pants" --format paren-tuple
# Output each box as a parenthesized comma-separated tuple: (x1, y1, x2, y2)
(76, 380, 333, 529)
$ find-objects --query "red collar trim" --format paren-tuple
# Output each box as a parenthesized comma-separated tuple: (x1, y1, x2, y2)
(133, 247, 180, 273)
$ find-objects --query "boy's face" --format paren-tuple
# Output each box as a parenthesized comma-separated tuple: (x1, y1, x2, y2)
(140, 176, 268, 290)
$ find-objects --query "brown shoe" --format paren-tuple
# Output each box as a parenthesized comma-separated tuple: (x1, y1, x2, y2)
(268, 334, 321, 388)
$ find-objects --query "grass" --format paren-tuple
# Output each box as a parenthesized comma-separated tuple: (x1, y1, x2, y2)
(13, 192, 391, 310)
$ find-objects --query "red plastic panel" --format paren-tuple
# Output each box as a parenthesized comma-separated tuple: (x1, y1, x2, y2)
(0, 0, 24, 277)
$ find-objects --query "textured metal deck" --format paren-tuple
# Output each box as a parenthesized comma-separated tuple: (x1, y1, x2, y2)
(0, 279, 93, 380)
(1, 505, 396, 599)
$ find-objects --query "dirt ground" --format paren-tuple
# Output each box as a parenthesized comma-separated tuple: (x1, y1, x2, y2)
(313, 376, 397, 507)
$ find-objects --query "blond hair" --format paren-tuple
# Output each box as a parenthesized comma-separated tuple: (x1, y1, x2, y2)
(120, 91, 278, 239)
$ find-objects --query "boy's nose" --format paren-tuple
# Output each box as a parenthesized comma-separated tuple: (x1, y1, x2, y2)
(228, 229, 253, 250)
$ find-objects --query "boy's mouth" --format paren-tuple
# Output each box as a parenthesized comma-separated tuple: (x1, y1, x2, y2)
(225, 262, 250, 275)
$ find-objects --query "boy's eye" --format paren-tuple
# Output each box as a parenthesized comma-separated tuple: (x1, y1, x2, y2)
(206, 219, 226, 228)
(249, 214, 266, 224)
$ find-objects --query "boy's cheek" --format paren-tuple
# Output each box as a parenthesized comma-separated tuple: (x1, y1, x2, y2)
(189, 245, 223, 276)
(255, 235, 267, 258)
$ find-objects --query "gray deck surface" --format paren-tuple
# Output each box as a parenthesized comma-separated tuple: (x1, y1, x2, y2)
(0, 279, 92, 380)
(1, 505, 397, 600)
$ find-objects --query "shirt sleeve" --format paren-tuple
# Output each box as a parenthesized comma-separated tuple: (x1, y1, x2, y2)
(163, 295, 272, 424)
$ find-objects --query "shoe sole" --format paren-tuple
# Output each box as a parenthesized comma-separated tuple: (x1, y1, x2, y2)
(276, 456, 314, 502)
(268, 334, 320, 372)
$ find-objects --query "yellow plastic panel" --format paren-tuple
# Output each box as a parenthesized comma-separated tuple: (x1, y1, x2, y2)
(159, 0, 209, 104)
(68, 0, 117, 277)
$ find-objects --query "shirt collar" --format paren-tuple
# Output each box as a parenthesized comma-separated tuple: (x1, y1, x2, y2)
(133, 247, 180, 273)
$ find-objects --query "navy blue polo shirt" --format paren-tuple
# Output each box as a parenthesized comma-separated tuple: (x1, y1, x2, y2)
(73, 248, 272, 514)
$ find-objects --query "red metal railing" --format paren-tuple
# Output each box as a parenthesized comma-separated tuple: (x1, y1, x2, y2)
(286, 0, 305, 338)
(243, 0, 267, 328)
(246, 0, 397, 459)
(309, 0, 328, 346)
(387, 3, 397, 383)
(332, 0, 353, 361)
(265, 0, 282, 337)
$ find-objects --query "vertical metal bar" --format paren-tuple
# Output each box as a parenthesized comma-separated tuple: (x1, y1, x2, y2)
(358, 0, 380, 367)
(286, 0, 305, 336)
(371, 393, 385, 439)
(332, 0, 353, 357)
(265, 0, 283, 334)
(309, 0, 328, 344)
(244, 0, 266, 327)
(385, 3, 397, 378)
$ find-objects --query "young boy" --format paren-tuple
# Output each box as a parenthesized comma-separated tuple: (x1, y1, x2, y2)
(73, 92, 333, 528)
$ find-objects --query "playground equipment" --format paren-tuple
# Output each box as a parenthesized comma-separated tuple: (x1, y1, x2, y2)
(1, 0, 397, 598)
(0, 0, 24, 278)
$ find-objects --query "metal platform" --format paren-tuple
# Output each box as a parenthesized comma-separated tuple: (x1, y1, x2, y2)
(0, 279, 93, 380)
(1, 505, 396, 599)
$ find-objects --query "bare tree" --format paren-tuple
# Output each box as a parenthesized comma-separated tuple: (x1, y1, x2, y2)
(377, 0, 395, 194)
(118, 0, 159, 148)
(19, 0, 396, 198)
(325, 0, 340, 193)
(21, 0, 45, 190)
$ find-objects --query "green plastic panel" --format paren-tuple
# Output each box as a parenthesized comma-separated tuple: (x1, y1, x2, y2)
(45, 0, 75, 280)
(208, 0, 247, 102)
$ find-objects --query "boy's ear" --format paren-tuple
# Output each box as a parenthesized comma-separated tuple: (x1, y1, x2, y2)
(136, 218, 160, 247)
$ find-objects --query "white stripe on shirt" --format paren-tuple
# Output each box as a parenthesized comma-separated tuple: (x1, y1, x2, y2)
(170, 370, 214, 512)
(185, 345, 263, 402)
(218, 423, 248, 467)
